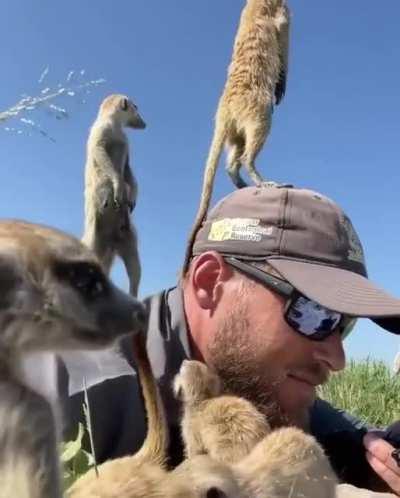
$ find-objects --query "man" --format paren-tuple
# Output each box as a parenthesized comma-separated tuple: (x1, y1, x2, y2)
(63, 185, 400, 494)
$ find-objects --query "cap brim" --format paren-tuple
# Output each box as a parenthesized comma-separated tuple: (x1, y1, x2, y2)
(267, 259, 400, 334)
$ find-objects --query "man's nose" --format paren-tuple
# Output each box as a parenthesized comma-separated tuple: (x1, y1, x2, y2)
(313, 330, 346, 372)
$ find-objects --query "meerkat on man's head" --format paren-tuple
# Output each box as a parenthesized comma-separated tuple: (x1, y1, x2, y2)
(0, 219, 146, 498)
(183, 0, 290, 273)
(82, 93, 146, 296)
(173, 360, 271, 464)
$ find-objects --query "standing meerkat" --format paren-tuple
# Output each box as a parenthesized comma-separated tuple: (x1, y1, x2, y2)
(183, 0, 290, 273)
(82, 93, 146, 296)
(0, 219, 146, 498)
(174, 360, 338, 498)
(173, 360, 271, 464)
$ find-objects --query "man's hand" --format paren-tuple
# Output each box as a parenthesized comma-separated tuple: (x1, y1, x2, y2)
(364, 432, 400, 496)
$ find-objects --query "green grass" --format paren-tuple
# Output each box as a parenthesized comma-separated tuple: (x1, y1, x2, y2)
(61, 385, 97, 490)
(318, 358, 400, 428)
(60, 423, 95, 490)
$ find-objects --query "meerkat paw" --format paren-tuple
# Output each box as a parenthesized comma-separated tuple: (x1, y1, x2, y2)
(113, 198, 122, 210)
(113, 185, 126, 210)
(173, 360, 222, 405)
(235, 177, 248, 189)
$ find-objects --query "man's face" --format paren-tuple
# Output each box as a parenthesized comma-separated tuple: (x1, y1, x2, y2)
(205, 272, 346, 430)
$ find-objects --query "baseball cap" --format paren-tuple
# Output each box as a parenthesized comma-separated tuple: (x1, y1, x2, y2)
(192, 185, 400, 334)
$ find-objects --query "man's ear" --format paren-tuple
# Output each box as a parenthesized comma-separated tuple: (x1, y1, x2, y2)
(189, 252, 232, 310)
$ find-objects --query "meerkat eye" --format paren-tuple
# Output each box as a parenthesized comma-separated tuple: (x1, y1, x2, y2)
(206, 488, 226, 498)
(121, 98, 128, 111)
(71, 266, 106, 298)
(53, 261, 108, 299)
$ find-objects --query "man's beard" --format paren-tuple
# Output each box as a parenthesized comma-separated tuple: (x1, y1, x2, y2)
(206, 302, 317, 430)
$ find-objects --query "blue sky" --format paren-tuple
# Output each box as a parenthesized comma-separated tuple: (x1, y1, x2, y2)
(1, 1, 399, 364)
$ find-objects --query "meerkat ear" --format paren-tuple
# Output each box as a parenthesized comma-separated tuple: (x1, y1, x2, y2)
(120, 97, 129, 111)
(206, 487, 227, 498)
(172, 376, 184, 400)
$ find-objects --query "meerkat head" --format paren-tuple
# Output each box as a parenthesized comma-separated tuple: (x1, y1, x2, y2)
(173, 360, 222, 406)
(0, 220, 147, 353)
(99, 93, 146, 129)
(170, 455, 242, 498)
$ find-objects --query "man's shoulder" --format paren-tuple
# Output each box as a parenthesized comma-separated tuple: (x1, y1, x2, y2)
(311, 399, 377, 488)
(311, 398, 371, 437)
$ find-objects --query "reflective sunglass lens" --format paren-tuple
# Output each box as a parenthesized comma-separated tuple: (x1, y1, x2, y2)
(287, 296, 342, 336)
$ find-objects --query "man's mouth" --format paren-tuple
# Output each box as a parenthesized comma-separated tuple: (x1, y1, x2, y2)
(288, 365, 329, 388)
(288, 374, 320, 388)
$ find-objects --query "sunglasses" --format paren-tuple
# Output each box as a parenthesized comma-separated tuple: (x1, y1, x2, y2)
(225, 257, 357, 341)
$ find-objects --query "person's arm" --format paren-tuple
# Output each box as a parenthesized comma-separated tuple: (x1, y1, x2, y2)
(364, 432, 400, 496)
(336, 483, 397, 497)
(311, 399, 400, 495)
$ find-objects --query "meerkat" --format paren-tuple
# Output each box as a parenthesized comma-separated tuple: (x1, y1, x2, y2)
(170, 433, 336, 498)
(82, 93, 146, 296)
(67, 336, 241, 498)
(0, 219, 146, 498)
(183, 0, 290, 273)
(66, 327, 169, 498)
(86, 455, 243, 498)
(173, 359, 271, 464)
(234, 427, 338, 498)
(171, 432, 337, 498)
(174, 360, 337, 498)
(167, 455, 243, 498)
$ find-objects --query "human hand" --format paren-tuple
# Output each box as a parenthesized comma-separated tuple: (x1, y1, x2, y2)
(364, 432, 400, 496)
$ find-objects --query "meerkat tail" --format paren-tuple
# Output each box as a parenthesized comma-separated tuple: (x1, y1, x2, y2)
(274, 3, 290, 105)
(131, 331, 169, 467)
(182, 123, 227, 275)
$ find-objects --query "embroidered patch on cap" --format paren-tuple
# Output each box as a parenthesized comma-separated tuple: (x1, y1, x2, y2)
(208, 218, 273, 242)
(342, 216, 365, 264)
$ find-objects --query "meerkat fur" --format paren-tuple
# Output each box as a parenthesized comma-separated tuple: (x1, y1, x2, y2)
(234, 427, 338, 498)
(82, 93, 146, 296)
(66, 327, 170, 498)
(173, 359, 271, 464)
(183, 0, 290, 273)
(0, 219, 146, 498)
(67, 339, 242, 498)
(174, 360, 338, 498)
(85, 455, 244, 498)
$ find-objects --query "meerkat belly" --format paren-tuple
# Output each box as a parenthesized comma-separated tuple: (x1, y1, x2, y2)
(105, 140, 127, 174)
